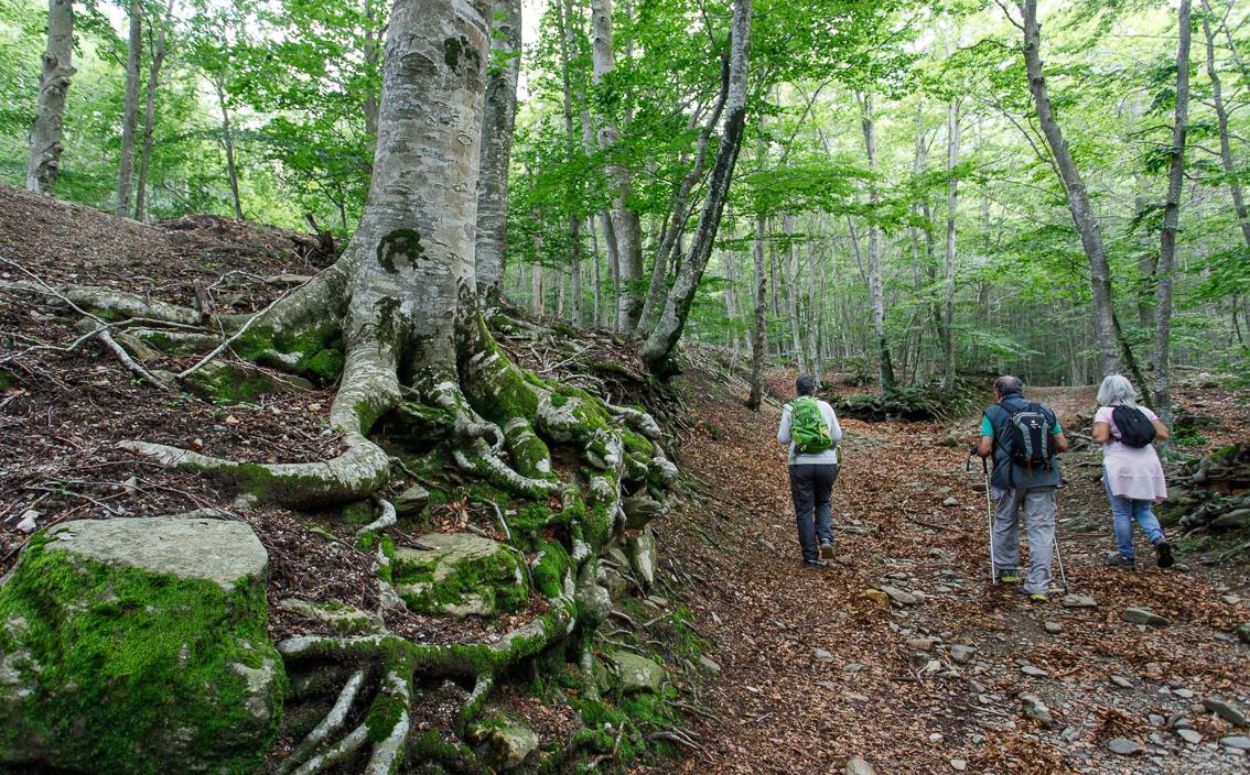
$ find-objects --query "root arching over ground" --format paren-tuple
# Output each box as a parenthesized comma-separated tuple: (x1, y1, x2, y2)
(4, 243, 682, 771)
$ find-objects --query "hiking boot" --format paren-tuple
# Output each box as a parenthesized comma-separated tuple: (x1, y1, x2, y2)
(1105, 553, 1136, 571)
(999, 571, 1019, 585)
(804, 559, 831, 569)
(820, 540, 835, 560)
(1154, 541, 1175, 569)
(1027, 592, 1048, 603)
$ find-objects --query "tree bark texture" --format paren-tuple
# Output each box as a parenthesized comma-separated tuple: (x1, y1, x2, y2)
(1202, 1, 1250, 248)
(116, 0, 142, 218)
(942, 97, 960, 389)
(1018, 0, 1120, 377)
(747, 213, 767, 411)
(859, 93, 896, 393)
(639, 0, 751, 376)
(559, 0, 583, 323)
(474, 0, 521, 297)
(26, 0, 75, 195)
(784, 215, 807, 376)
(1153, 0, 1192, 427)
(590, 0, 644, 334)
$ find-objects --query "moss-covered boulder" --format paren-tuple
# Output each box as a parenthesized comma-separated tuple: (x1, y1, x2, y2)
(391, 532, 526, 618)
(604, 650, 666, 694)
(0, 516, 286, 774)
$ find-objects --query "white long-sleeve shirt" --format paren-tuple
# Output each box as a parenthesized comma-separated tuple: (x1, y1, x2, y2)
(777, 399, 843, 465)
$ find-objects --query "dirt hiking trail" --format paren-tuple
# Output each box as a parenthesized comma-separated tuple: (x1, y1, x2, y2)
(642, 375, 1249, 775)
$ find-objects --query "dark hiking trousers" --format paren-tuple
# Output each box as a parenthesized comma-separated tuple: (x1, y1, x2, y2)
(789, 463, 839, 563)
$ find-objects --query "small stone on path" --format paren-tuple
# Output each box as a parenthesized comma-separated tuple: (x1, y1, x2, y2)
(1062, 594, 1097, 608)
(1177, 729, 1203, 745)
(949, 645, 975, 664)
(942, 497, 959, 506)
(845, 756, 876, 775)
(1019, 693, 1054, 728)
(907, 638, 934, 652)
(1174, 688, 1194, 699)
(1220, 736, 1250, 751)
(1110, 675, 1134, 689)
(880, 585, 919, 606)
(698, 656, 721, 675)
(1122, 607, 1170, 627)
(950, 759, 967, 771)
(1204, 698, 1248, 728)
(1043, 621, 1062, 634)
(1107, 738, 1144, 756)
(1020, 665, 1049, 678)
(814, 648, 834, 663)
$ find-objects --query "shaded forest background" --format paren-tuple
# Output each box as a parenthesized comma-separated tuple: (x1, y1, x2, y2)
(3, 0, 1248, 389)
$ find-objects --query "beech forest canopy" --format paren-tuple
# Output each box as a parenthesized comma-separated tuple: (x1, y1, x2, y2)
(3, 0, 1249, 388)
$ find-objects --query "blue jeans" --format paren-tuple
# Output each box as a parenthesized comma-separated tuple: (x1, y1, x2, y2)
(1103, 475, 1166, 560)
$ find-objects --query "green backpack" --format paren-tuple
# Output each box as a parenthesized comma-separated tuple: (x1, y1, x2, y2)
(790, 397, 833, 454)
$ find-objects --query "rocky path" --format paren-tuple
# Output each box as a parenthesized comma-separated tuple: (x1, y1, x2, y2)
(640, 378, 1250, 775)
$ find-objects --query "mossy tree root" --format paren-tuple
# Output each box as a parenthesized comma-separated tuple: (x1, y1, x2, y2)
(276, 577, 577, 773)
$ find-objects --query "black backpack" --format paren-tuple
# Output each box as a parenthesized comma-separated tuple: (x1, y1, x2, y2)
(1111, 405, 1157, 448)
(1000, 402, 1055, 471)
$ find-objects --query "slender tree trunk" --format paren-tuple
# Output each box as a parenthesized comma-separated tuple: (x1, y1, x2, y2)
(639, 0, 751, 375)
(213, 78, 244, 220)
(474, 0, 521, 297)
(941, 97, 960, 389)
(859, 92, 896, 392)
(1153, 0, 1192, 428)
(362, 0, 382, 143)
(26, 0, 75, 195)
(784, 215, 807, 375)
(1018, 0, 1120, 376)
(589, 216, 603, 327)
(1202, 1, 1250, 248)
(590, 0, 644, 333)
(135, 1, 174, 223)
(116, 0, 142, 217)
(558, 0, 583, 324)
(748, 213, 767, 411)
(531, 263, 544, 317)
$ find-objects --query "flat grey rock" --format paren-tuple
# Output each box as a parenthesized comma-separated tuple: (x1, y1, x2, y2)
(1204, 698, 1248, 728)
(46, 516, 267, 591)
(1062, 594, 1097, 608)
(845, 757, 877, 775)
(1219, 735, 1250, 751)
(880, 585, 918, 606)
(1043, 621, 1063, 634)
(949, 644, 975, 664)
(814, 648, 834, 663)
(1020, 664, 1049, 678)
(1107, 737, 1144, 756)
(1122, 607, 1170, 627)
(1110, 675, 1134, 689)
(1177, 729, 1203, 745)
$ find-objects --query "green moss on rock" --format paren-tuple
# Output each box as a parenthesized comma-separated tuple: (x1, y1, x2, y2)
(0, 534, 286, 774)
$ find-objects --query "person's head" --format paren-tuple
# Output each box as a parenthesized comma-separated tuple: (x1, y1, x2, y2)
(1097, 374, 1139, 408)
(993, 375, 1024, 401)
(796, 375, 819, 397)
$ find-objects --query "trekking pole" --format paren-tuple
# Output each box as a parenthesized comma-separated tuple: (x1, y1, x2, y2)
(1053, 533, 1070, 592)
(968, 452, 996, 585)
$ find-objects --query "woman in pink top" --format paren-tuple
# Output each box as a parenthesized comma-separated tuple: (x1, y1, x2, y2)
(1092, 375, 1174, 570)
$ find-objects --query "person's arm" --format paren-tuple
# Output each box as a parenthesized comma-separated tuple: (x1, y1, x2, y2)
(1151, 419, 1170, 442)
(1092, 422, 1111, 444)
(777, 405, 792, 444)
(976, 414, 993, 458)
(1051, 416, 1069, 453)
(824, 402, 843, 445)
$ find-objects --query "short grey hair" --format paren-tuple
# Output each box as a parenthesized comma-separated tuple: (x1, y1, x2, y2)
(994, 375, 1024, 396)
(1097, 374, 1139, 408)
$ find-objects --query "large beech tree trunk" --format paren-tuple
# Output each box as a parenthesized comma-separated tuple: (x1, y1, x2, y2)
(1018, 0, 1120, 376)
(116, 1, 142, 218)
(474, 0, 521, 297)
(26, 0, 75, 195)
(1202, 1, 1250, 248)
(1153, 0, 1192, 428)
(639, 0, 751, 376)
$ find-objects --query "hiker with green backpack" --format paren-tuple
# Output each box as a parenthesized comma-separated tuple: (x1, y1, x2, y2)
(975, 375, 1070, 601)
(778, 376, 843, 568)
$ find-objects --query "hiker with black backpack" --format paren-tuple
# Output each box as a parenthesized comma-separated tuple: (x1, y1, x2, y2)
(1092, 374, 1175, 571)
(975, 376, 1070, 602)
(778, 375, 843, 568)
